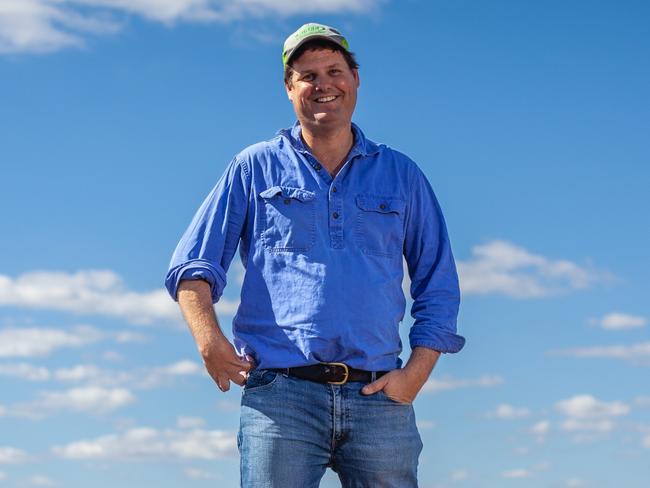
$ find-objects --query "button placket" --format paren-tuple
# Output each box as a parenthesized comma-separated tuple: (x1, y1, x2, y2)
(328, 179, 344, 249)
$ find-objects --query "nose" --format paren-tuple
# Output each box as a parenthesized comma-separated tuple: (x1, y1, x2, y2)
(314, 77, 330, 92)
(314, 74, 333, 91)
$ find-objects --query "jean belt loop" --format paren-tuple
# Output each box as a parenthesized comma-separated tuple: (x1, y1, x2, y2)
(371, 371, 377, 382)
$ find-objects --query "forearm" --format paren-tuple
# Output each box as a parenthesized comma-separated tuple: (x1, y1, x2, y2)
(402, 346, 441, 388)
(177, 279, 228, 352)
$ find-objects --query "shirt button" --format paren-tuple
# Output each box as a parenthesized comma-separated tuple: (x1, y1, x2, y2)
(332, 212, 339, 219)
(379, 203, 387, 210)
(332, 186, 337, 193)
(314, 164, 322, 171)
(284, 198, 291, 205)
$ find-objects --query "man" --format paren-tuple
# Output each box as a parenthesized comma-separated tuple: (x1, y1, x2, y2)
(165, 23, 464, 487)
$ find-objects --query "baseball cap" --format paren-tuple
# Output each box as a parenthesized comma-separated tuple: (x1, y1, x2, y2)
(282, 23, 350, 66)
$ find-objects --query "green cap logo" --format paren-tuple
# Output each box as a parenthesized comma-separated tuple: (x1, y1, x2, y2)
(282, 23, 350, 66)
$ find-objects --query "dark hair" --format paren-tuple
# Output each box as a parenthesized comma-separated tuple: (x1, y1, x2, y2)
(284, 39, 359, 87)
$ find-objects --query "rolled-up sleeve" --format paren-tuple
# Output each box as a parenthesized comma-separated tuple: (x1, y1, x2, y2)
(403, 166, 465, 353)
(165, 157, 251, 303)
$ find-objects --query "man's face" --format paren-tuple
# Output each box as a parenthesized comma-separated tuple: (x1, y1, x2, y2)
(285, 48, 360, 133)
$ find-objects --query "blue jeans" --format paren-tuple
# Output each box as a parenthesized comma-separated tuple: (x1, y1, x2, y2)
(238, 369, 423, 487)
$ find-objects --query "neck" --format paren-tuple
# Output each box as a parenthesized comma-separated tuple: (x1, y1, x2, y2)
(300, 123, 355, 177)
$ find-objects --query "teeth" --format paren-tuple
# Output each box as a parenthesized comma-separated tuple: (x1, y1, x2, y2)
(316, 96, 336, 103)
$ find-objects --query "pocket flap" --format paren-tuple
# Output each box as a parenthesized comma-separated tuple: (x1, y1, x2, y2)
(356, 195, 405, 214)
(260, 186, 315, 203)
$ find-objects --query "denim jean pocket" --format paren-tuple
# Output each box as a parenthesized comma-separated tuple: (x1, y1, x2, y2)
(243, 369, 281, 394)
(355, 194, 406, 258)
(260, 186, 316, 252)
(377, 389, 412, 406)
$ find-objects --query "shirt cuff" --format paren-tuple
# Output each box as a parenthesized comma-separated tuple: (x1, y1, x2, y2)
(409, 326, 466, 354)
(165, 259, 227, 303)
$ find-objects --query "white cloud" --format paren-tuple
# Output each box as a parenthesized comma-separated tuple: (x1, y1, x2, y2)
(0, 270, 238, 324)
(0, 0, 383, 54)
(457, 240, 608, 298)
(450, 469, 468, 481)
(54, 365, 104, 382)
(0, 363, 50, 381)
(28, 475, 57, 486)
(421, 375, 504, 393)
(0, 446, 27, 464)
(502, 469, 530, 479)
(48, 360, 204, 389)
(529, 420, 551, 442)
(556, 395, 629, 419)
(0, 326, 102, 358)
(165, 360, 201, 376)
(550, 342, 650, 364)
(642, 434, 650, 449)
(487, 403, 530, 420)
(634, 396, 650, 408)
(114, 331, 148, 343)
(591, 312, 646, 330)
(177, 416, 206, 429)
(39, 386, 135, 413)
(560, 418, 615, 433)
(184, 467, 216, 480)
(12, 386, 135, 418)
(555, 395, 629, 435)
(53, 427, 237, 460)
(566, 479, 586, 487)
(416, 420, 436, 430)
(131, 360, 204, 389)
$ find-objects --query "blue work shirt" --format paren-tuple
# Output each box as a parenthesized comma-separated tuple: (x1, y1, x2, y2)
(165, 122, 464, 371)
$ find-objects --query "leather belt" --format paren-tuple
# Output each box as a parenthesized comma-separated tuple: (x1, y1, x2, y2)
(271, 362, 388, 385)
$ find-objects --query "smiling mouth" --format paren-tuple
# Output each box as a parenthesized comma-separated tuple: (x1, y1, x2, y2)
(314, 95, 338, 103)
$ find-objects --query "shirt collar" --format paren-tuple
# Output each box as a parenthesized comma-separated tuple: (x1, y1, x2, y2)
(279, 121, 381, 158)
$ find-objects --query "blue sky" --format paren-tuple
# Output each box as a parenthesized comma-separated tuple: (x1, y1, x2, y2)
(1, 0, 649, 487)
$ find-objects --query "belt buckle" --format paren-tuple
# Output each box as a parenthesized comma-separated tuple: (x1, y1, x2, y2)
(323, 362, 349, 385)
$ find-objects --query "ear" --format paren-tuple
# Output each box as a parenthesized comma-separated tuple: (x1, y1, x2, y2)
(353, 68, 360, 88)
(285, 80, 294, 101)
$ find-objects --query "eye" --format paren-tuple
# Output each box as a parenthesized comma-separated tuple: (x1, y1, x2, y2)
(301, 73, 315, 82)
(329, 69, 342, 75)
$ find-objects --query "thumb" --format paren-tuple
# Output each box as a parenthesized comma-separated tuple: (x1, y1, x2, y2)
(361, 376, 388, 395)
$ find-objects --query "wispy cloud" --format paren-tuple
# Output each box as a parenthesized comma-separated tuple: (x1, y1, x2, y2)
(0, 446, 28, 464)
(457, 240, 609, 298)
(1, 359, 204, 418)
(177, 416, 206, 429)
(0, 363, 51, 381)
(589, 312, 646, 330)
(634, 396, 650, 408)
(566, 479, 586, 487)
(0, 359, 204, 389)
(28, 475, 57, 487)
(556, 395, 630, 419)
(486, 403, 531, 420)
(184, 467, 216, 480)
(549, 342, 650, 365)
(53, 426, 237, 460)
(502, 468, 531, 479)
(555, 395, 629, 434)
(529, 420, 551, 442)
(11, 386, 135, 418)
(643, 434, 650, 449)
(0, 270, 238, 325)
(421, 375, 504, 394)
(0, 326, 103, 358)
(0, 0, 384, 54)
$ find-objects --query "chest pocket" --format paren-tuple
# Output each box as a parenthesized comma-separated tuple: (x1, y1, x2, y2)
(259, 186, 316, 252)
(355, 194, 406, 258)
